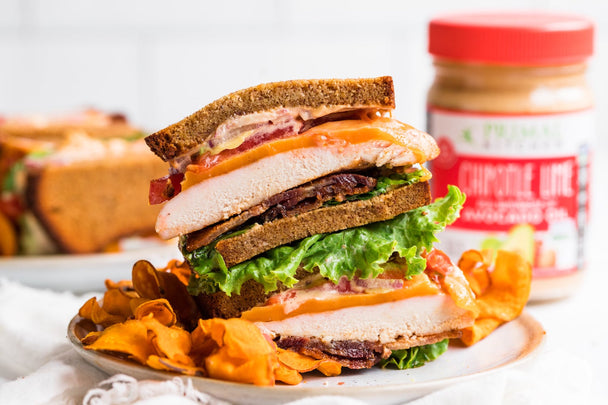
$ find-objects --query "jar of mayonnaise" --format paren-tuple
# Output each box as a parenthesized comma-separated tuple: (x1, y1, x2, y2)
(427, 12, 594, 301)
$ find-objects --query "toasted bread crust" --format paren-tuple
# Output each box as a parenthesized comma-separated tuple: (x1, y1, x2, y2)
(195, 278, 269, 319)
(213, 181, 430, 268)
(26, 156, 167, 254)
(145, 77, 395, 161)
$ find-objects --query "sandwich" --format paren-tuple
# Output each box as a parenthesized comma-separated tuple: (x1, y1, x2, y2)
(145, 77, 478, 369)
(0, 109, 169, 255)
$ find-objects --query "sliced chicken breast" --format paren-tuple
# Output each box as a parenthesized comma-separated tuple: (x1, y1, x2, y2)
(156, 138, 435, 239)
(255, 294, 475, 347)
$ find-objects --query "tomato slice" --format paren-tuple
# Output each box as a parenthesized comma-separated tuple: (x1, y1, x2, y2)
(182, 118, 421, 190)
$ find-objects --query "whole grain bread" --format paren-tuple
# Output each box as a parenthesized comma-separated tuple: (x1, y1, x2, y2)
(211, 181, 430, 268)
(26, 154, 167, 254)
(145, 76, 395, 161)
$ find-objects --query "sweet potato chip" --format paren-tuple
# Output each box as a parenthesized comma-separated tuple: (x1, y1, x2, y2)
(317, 359, 342, 377)
(276, 348, 343, 378)
(134, 298, 177, 327)
(458, 249, 492, 296)
(132, 260, 162, 299)
(131, 260, 201, 330)
(83, 319, 156, 364)
(78, 297, 97, 320)
(146, 355, 205, 376)
(461, 249, 531, 346)
(203, 318, 274, 359)
(155, 270, 201, 331)
(104, 279, 134, 292)
(81, 331, 102, 345)
(140, 315, 192, 362)
(189, 333, 218, 366)
(78, 297, 125, 327)
(208, 349, 275, 386)
(102, 288, 133, 319)
(191, 318, 276, 386)
(461, 318, 503, 346)
(73, 318, 99, 341)
(277, 348, 321, 372)
(274, 363, 303, 385)
(129, 297, 149, 314)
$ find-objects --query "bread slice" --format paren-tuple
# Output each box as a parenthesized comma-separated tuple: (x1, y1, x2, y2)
(199, 181, 431, 268)
(194, 268, 316, 319)
(145, 77, 395, 161)
(26, 154, 167, 254)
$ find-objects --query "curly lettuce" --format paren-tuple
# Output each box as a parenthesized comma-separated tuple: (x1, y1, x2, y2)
(186, 185, 465, 296)
(379, 339, 449, 369)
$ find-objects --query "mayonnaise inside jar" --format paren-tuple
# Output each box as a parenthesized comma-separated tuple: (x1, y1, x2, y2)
(426, 12, 595, 301)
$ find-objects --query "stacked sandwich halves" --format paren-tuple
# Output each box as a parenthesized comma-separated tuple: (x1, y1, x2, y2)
(145, 77, 476, 368)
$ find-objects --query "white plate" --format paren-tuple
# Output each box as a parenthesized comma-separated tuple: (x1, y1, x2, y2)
(0, 243, 181, 292)
(68, 311, 545, 404)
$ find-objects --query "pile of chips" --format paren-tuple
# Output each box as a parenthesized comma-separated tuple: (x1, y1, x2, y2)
(76, 260, 341, 386)
(75, 248, 531, 386)
(458, 249, 532, 346)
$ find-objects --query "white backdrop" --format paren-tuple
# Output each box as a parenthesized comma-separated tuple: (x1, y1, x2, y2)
(0, 0, 605, 143)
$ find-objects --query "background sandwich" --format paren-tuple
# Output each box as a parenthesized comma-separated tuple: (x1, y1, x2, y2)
(145, 77, 477, 369)
(0, 109, 168, 255)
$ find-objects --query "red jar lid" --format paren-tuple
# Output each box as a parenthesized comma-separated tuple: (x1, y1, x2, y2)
(429, 12, 594, 65)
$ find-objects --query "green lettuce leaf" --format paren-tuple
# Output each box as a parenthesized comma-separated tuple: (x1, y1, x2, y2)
(186, 234, 322, 295)
(378, 339, 449, 369)
(2, 161, 24, 192)
(186, 185, 465, 296)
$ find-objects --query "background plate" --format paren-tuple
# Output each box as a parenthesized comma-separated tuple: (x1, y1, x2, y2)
(0, 243, 180, 292)
(68, 311, 545, 404)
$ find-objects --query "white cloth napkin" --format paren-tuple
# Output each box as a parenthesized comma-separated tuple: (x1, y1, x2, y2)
(0, 278, 598, 405)
(0, 278, 95, 380)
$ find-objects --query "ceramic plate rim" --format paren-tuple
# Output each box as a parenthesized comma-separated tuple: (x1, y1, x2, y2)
(0, 244, 180, 292)
(68, 311, 545, 399)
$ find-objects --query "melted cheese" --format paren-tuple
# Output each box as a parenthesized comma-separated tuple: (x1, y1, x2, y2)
(182, 117, 434, 190)
(241, 266, 479, 323)
(240, 273, 441, 322)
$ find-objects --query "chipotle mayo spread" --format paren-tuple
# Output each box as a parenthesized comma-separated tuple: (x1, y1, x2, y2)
(426, 12, 594, 300)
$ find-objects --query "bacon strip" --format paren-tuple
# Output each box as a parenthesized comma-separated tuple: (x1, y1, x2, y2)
(185, 173, 376, 251)
(276, 336, 389, 369)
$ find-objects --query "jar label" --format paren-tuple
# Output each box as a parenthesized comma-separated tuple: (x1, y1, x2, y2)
(428, 107, 593, 278)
